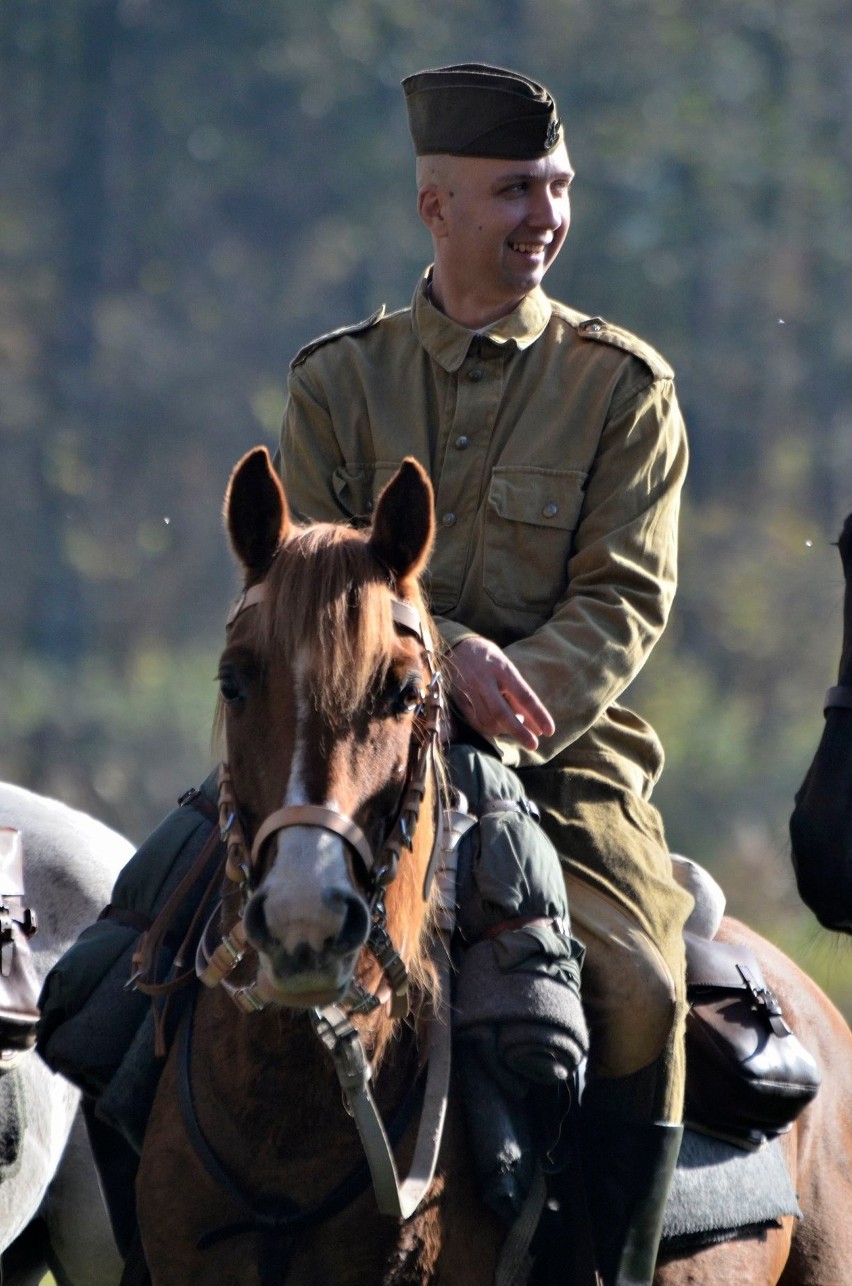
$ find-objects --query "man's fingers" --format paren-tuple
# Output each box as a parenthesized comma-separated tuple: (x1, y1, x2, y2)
(447, 635, 554, 748)
(503, 684, 555, 739)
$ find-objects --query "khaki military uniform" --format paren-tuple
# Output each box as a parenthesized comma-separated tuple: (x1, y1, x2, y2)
(279, 270, 694, 1121)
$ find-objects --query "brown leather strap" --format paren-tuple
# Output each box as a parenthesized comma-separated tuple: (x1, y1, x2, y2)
(478, 914, 565, 943)
(131, 824, 225, 997)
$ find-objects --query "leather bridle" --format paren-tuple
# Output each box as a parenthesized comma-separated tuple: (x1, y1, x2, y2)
(196, 578, 447, 1021)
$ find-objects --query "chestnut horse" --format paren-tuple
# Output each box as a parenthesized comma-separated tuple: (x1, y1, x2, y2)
(135, 449, 852, 1285)
(135, 449, 502, 1284)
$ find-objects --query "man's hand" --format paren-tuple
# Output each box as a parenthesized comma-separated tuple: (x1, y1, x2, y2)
(446, 636, 555, 752)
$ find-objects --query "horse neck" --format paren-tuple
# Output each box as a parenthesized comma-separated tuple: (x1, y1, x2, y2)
(191, 967, 422, 1196)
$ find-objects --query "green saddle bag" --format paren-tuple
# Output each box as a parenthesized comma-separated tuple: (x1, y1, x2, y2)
(36, 773, 223, 1114)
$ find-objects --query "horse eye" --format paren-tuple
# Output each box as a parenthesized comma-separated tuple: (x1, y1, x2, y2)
(218, 666, 245, 706)
(391, 676, 425, 718)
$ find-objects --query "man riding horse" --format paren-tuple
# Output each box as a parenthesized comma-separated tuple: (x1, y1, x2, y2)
(277, 62, 694, 1285)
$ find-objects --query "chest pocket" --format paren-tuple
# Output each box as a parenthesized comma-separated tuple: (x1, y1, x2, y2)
(484, 467, 587, 613)
(332, 461, 403, 524)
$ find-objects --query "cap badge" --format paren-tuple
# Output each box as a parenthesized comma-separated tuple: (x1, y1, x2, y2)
(545, 118, 561, 149)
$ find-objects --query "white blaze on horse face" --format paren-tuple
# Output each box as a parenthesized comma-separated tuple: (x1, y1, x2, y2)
(256, 652, 362, 962)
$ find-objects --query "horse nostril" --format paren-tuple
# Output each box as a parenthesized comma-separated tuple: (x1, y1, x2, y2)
(292, 941, 315, 971)
(324, 888, 370, 954)
(243, 891, 269, 948)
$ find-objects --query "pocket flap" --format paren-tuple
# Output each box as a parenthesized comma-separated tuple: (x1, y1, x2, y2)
(489, 468, 585, 530)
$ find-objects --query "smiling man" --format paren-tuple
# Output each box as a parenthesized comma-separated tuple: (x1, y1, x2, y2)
(279, 63, 693, 1284)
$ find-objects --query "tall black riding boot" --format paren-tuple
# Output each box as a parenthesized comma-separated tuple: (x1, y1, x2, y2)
(580, 1108, 682, 1286)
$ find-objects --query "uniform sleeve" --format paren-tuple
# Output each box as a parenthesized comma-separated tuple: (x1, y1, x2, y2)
(498, 373, 687, 769)
(278, 368, 349, 524)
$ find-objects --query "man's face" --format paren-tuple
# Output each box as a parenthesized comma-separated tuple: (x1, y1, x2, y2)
(422, 142, 574, 325)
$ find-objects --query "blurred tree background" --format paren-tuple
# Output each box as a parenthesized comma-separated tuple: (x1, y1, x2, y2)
(2, 0, 851, 1012)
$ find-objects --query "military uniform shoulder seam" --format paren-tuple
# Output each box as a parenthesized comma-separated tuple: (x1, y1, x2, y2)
(555, 305, 674, 379)
(290, 306, 387, 370)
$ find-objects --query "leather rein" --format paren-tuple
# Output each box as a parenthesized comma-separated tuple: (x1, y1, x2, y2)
(187, 575, 459, 1222)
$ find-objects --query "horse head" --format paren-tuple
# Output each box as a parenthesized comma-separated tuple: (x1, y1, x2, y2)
(217, 447, 440, 1014)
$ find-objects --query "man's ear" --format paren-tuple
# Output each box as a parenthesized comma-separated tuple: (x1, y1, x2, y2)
(418, 186, 448, 238)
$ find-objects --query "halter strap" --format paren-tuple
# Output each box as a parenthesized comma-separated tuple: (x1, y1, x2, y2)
(226, 578, 430, 646)
(225, 581, 267, 627)
(251, 806, 375, 876)
(206, 571, 446, 1019)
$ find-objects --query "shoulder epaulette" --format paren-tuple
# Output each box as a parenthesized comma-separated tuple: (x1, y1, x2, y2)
(290, 306, 386, 370)
(569, 312, 674, 380)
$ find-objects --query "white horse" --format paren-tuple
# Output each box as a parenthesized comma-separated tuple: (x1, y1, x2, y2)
(0, 782, 132, 1286)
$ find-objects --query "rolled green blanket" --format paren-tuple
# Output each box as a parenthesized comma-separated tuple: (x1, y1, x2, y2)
(448, 744, 588, 1087)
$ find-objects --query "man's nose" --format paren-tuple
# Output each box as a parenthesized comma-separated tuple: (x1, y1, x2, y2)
(528, 188, 563, 229)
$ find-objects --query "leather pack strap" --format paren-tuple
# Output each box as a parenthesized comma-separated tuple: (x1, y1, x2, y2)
(685, 931, 791, 1038)
(131, 823, 225, 998)
(478, 914, 566, 943)
(477, 797, 541, 823)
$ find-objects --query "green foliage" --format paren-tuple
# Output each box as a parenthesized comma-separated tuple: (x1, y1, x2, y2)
(2, 0, 852, 1013)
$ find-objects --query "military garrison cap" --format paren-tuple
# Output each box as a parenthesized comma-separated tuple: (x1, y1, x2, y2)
(402, 62, 563, 160)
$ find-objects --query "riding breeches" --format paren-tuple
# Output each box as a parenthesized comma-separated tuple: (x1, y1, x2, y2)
(518, 765, 694, 1125)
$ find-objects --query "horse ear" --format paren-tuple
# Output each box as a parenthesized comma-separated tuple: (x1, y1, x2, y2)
(369, 457, 435, 582)
(224, 447, 291, 579)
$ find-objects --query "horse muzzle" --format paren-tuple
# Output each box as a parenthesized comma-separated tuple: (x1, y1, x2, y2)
(243, 885, 371, 1007)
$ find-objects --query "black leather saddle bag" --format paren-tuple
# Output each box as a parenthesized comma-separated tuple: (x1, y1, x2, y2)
(0, 828, 40, 1052)
(684, 931, 821, 1149)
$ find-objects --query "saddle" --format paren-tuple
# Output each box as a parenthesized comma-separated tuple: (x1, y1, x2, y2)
(0, 827, 41, 1056)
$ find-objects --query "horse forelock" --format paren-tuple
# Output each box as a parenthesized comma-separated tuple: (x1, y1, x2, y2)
(257, 524, 431, 719)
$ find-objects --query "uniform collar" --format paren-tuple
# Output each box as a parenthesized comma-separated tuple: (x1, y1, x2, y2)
(411, 269, 552, 372)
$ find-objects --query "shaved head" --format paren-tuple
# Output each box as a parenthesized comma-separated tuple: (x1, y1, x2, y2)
(415, 153, 456, 193)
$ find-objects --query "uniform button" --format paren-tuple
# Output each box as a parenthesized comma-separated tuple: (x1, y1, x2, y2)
(455, 435, 470, 450)
(542, 503, 559, 518)
(365, 499, 374, 512)
(468, 367, 484, 382)
(441, 512, 457, 528)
